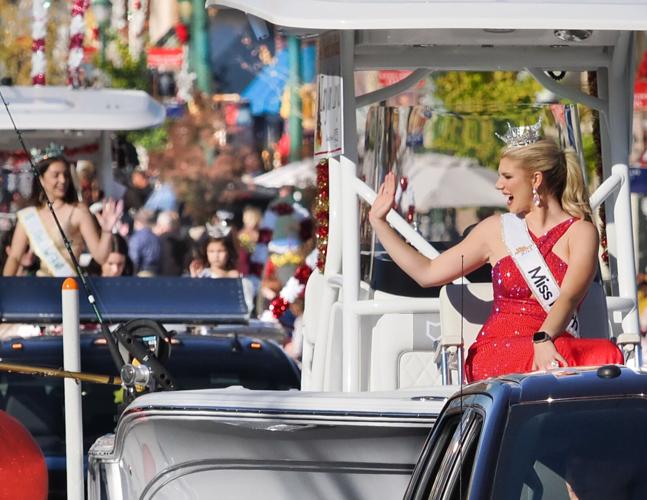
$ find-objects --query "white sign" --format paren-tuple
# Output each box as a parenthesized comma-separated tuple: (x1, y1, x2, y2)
(315, 74, 343, 158)
(314, 32, 343, 159)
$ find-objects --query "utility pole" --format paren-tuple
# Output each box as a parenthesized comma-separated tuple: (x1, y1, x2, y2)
(190, 0, 211, 93)
(288, 35, 302, 161)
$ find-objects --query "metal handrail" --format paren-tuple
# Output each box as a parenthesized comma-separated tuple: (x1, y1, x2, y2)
(590, 171, 622, 210)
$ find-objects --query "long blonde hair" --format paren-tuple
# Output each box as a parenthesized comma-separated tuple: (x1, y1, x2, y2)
(502, 139, 592, 220)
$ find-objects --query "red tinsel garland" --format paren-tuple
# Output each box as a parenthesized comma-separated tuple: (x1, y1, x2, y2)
(314, 159, 329, 272)
(269, 259, 315, 319)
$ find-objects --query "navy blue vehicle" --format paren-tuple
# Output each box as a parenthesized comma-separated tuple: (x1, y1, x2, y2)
(404, 365, 647, 500)
(0, 277, 300, 500)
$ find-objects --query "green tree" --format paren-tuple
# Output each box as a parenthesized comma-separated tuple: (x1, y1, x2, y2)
(428, 71, 542, 168)
(97, 37, 168, 152)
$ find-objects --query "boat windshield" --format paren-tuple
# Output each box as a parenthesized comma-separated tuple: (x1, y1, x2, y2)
(492, 397, 647, 500)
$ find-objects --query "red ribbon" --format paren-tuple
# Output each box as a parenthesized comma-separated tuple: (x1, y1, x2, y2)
(69, 33, 84, 48)
(32, 39, 45, 52)
(269, 296, 289, 319)
(32, 74, 46, 86)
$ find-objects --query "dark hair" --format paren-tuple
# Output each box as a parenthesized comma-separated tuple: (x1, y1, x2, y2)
(200, 234, 238, 271)
(86, 234, 134, 276)
(30, 155, 78, 206)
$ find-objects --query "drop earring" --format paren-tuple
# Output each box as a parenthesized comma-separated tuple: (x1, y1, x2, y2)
(532, 187, 540, 207)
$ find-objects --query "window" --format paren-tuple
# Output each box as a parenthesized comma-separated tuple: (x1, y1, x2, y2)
(411, 409, 483, 500)
(492, 398, 647, 500)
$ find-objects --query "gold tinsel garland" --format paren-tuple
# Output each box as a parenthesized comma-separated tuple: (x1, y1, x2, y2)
(314, 159, 329, 272)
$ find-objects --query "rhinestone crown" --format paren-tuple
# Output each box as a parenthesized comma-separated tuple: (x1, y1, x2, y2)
(30, 143, 66, 164)
(495, 118, 543, 148)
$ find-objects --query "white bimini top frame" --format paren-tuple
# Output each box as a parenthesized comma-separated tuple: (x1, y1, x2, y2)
(210, 0, 643, 392)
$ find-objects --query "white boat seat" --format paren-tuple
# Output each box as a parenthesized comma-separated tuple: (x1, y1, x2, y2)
(369, 290, 442, 391)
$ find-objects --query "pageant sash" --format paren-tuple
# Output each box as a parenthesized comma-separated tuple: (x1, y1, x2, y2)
(17, 207, 74, 277)
(501, 213, 579, 337)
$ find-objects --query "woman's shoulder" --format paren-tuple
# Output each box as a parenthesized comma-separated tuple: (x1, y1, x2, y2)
(566, 217, 598, 241)
(468, 213, 502, 236)
(69, 202, 92, 221)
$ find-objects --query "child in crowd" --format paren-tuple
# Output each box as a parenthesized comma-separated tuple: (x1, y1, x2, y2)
(189, 227, 240, 278)
(189, 226, 255, 314)
(86, 234, 133, 277)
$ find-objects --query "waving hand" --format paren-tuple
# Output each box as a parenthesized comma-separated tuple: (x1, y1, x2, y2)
(369, 171, 397, 223)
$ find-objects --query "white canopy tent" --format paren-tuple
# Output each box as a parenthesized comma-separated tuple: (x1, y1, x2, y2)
(252, 158, 317, 189)
(404, 153, 505, 211)
(0, 86, 165, 197)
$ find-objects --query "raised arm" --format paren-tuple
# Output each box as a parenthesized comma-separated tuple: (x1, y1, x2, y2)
(2, 222, 30, 276)
(532, 220, 599, 369)
(369, 172, 491, 287)
(78, 199, 123, 265)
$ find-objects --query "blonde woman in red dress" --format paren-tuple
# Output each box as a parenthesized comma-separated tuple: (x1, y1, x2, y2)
(369, 136, 622, 382)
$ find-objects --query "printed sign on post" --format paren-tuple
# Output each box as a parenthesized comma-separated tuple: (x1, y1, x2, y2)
(315, 32, 343, 159)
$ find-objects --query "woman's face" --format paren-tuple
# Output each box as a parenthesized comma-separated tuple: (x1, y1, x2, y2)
(206, 240, 229, 269)
(40, 161, 70, 201)
(496, 157, 534, 214)
(102, 252, 126, 277)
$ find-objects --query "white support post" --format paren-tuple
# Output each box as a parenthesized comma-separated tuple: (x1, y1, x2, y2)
(62, 278, 84, 500)
(611, 164, 641, 366)
(307, 157, 344, 391)
(339, 29, 361, 392)
(325, 158, 343, 275)
(604, 33, 634, 297)
(341, 154, 360, 392)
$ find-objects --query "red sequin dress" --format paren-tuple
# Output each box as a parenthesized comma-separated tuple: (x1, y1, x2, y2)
(464, 217, 623, 382)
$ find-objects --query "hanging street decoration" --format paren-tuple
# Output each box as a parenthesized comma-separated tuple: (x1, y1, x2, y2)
(31, 0, 49, 85)
(68, 0, 90, 87)
(128, 0, 148, 60)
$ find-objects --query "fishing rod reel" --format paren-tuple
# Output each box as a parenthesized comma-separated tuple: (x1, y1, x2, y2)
(113, 319, 176, 401)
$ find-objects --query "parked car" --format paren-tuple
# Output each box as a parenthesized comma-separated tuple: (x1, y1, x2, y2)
(403, 365, 647, 500)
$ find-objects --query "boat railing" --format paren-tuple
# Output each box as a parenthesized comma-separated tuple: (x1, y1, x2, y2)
(589, 163, 642, 365)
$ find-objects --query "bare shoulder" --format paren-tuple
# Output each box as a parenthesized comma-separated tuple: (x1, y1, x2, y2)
(72, 202, 92, 220)
(568, 218, 598, 241)
(466, 213, 501, 238)
(566, 219, 599, 254)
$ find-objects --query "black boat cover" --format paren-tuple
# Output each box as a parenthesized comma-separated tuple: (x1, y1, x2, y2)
(0, 277, 248, 324)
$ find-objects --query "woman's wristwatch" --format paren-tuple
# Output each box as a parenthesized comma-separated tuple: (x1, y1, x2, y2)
(532, 331, 552, 344)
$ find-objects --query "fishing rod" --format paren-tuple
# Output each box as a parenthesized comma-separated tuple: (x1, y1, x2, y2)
(0, 89, 174, 396)
(0, 361, 122, 386)
(0, 89, 124, 373)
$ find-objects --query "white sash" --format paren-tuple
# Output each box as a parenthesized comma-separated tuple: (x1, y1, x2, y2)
(17, 207, 74, 277)
(501, 213, 579, 337)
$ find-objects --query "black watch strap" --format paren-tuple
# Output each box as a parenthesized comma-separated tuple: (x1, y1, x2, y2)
(533, 331, 552, 344)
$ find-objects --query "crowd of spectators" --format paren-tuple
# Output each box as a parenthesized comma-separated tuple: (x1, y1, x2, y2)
(0, 130, 314, 361)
